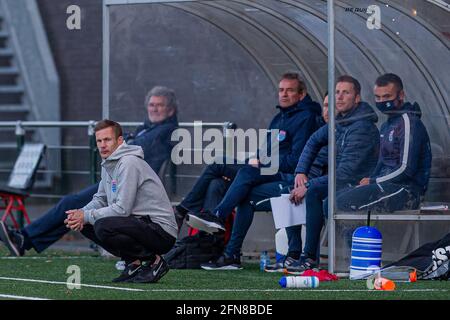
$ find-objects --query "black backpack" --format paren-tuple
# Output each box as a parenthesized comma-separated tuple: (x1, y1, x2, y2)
(384, 232, 450, 280)
(163, 231, 225, 269)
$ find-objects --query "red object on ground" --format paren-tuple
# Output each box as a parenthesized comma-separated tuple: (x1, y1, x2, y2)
(301, 269, 339, 281)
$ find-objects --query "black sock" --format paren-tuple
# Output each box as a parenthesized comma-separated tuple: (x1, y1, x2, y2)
(175, 205, 188, 215)
(19, 230, 32, 251)
(287, 252, 301, 260)
(142, 254, 157, 265)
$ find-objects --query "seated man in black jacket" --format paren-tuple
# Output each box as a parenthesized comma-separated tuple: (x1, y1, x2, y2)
(0, 86, 179, 257)
(286, 75, 380, 273)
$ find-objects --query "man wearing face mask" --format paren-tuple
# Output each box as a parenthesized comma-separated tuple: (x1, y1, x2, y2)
(336, 73, 432, 212)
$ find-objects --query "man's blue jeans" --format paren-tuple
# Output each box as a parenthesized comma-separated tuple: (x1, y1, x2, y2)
(215, 166, 284, 220)
(21, 183, 98, 253)
(180, 163, 283, 221)
(179, 162, 244, 212)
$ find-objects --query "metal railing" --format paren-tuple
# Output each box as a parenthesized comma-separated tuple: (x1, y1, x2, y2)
(0, 120, 237, 198)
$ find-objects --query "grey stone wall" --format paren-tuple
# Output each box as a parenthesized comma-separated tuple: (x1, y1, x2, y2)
(37, 0, 103, 192)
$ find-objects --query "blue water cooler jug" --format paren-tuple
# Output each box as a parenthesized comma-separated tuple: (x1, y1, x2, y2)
(349, 226, 382, 279)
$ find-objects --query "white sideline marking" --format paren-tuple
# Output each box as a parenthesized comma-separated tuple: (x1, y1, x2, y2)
(93, 289, 449, 292)
(0, 256, 100, 260)
(0, 276, 449, 293)
(0, 277, 145, 292)
(0, 293, 50, 300)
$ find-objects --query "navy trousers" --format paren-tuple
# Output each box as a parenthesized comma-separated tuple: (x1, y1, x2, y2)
(336, 182, 420, 212)
(224, 180, 293, 258)
(180, 162, 283, 221)
(302, 184, 329, 260)
(214, 166, 283, 220)
(179, 162, 244, 212)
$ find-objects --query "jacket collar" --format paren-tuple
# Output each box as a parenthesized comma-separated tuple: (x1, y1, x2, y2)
(275, 94, 319, 116)
(143, 114, 178, 129)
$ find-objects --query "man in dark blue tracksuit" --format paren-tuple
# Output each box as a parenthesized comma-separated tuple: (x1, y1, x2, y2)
(177, 72, 322, 269)
(336, 73, 432, 213)
(223, 96, 328, 272)
(286, 75, 380, 273)
(0, 86, 179, 256)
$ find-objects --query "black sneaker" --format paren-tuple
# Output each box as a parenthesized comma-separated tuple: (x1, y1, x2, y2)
(285, 257, 318, 275)
(200, 254, 242, 270)
(112, 262, 142, 283)
(186, 211, 225, 234)
(0, 221, 25, 256)
(132, 256, 170, 283)
(264, 256, 297, 273)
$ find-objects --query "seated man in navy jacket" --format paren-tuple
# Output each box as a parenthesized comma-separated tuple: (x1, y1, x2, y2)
(200, 93, 329, 271)
(262, 92, 329, 272)
(176, 72, 322, 269)
(286, 75, 380, 273)
(336, 73, 432, 213)
(0, 86, 179, 257)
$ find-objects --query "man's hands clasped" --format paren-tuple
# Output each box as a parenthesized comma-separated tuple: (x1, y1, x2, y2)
(64, 209, 85, 232)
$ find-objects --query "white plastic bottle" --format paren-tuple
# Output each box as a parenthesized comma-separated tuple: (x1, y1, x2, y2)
(115, 260, 126, 271)
(279, 276, 320, 288)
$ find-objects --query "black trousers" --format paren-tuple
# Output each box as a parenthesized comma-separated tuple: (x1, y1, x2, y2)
(335, 182, 420, 212)
(81, 216, 176, 263)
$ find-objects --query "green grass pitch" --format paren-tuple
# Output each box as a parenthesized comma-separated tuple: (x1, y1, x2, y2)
(0, 248, 449, 300)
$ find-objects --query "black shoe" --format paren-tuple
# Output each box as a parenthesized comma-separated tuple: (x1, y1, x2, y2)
(112, 262, 142, 283)
(132, 257, 170, 283)
(285, 257, 318, 275)
(201, 254, 242, 270)
(264, 256, 297, 273)
(186, 211, 225, 234)
(0, 221, 25, 256)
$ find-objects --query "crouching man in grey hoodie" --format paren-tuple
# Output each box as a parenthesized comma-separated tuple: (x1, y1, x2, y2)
(64, 119, 177, 283)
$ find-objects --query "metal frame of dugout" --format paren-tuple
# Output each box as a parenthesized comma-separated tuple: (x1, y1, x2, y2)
(0, 120, 236, 193)
(102, 0, 450, 274)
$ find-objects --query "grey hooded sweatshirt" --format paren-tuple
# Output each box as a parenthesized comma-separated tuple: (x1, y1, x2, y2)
(82, 142, 178, 238)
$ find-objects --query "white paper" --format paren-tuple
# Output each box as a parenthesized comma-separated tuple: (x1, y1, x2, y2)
(420, 204, 448, 211)
(270, 194, 306, 229)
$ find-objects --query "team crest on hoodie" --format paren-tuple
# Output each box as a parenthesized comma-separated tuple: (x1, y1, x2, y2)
(277, 130, 286, 142)
(111, 179, 117, 193)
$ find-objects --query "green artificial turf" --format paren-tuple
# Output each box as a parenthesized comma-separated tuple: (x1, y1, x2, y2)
(0, 248, 449, 300)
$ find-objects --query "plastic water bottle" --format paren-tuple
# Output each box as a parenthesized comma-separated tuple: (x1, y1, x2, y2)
(279, 276, 320, 289)
(260, 251, 270, 271)
(115, 260, 126, 271)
